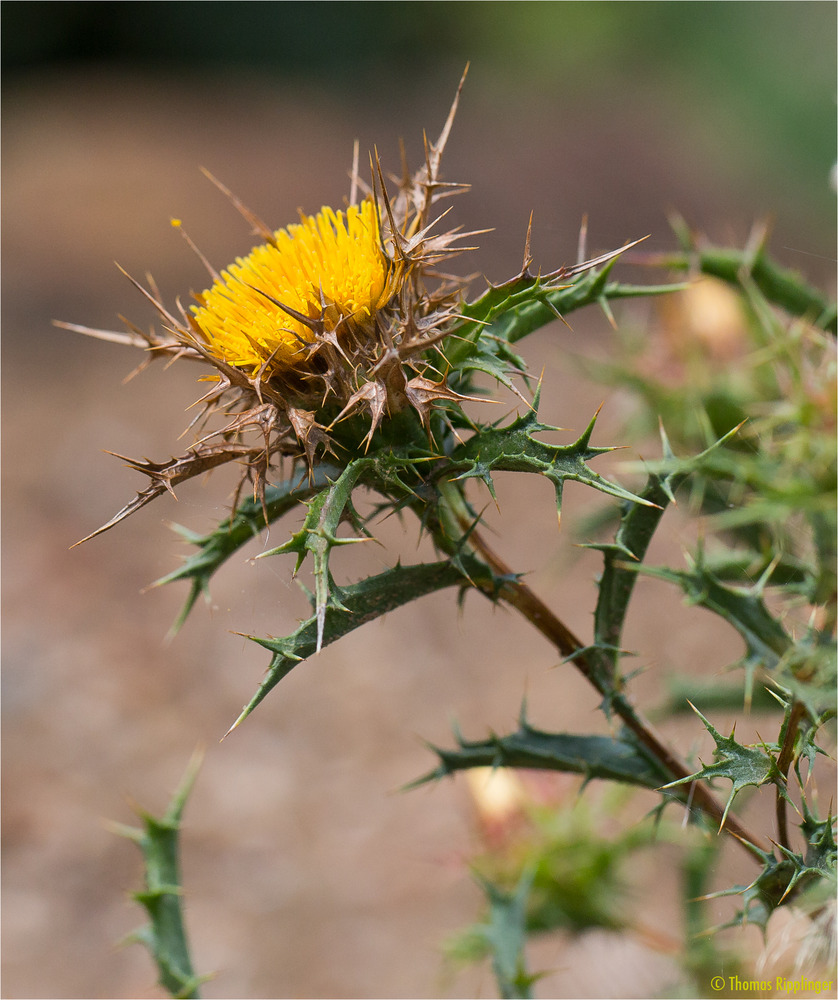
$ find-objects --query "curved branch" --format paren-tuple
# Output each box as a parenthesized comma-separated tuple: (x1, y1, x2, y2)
(465, 523, 770, 861)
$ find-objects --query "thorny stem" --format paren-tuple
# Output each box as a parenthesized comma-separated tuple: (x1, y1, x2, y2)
(775, 699, 808, 852)
(463, 521, 770, 861)
(634, 223, 837, 334)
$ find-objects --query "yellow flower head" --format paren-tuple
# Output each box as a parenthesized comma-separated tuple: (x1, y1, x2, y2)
(61, 72, 479, 542)
(191, 199, 392, 375)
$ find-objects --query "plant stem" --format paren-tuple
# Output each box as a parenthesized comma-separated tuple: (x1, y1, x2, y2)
(465, 524, 769, 861)
(774, 699, 807, 851)
(635, 243, 837, 334)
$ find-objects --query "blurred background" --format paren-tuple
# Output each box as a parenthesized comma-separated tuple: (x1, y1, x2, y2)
(3, 3, 835, 998)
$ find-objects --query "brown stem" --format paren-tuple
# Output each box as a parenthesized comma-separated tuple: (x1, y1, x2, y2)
(468, 525, 770, 861)
(775, 700, 807, 851)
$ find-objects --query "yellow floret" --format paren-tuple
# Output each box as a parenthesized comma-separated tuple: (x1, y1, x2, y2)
(192, 198, 390, 373)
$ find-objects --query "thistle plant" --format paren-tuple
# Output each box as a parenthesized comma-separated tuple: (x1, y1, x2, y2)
(63, 73, 836, 998)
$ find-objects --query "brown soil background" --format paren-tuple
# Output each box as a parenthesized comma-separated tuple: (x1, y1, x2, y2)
(3, 56, 834, 1000)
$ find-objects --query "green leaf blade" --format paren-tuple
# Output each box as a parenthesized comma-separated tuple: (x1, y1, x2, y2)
(227, 556, 493, 733)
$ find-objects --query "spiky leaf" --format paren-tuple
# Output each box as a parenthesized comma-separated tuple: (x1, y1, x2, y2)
(411, 710, 670, 791)
(259, 459, 376, 650)
(664, 705, 783, 830)
(227, 555, 496, 733)
(110, 753, 205, 999)
(587, 424, 746, 675)
(470, 869, 538, 1000)
(154, 463, 342, 631)
(445, 243, 685, 371)
(447, 393, 655, 519)
(626, 551, 792, 675)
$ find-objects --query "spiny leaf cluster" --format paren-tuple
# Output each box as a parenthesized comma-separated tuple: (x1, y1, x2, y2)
(148, 246, 680, 733)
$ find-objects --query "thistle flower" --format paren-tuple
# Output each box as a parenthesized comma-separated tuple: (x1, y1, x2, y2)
(61, 74, 479, 542)
(60, 70, 648, 550)
(190, 198, 392, 376)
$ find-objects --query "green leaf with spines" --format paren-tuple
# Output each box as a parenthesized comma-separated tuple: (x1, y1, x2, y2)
(446, 328, 530, 401)
(663, 704, 785, 831)
(444, 252, 687, 374)
(469, 868, 539, 1000)
(226, 554, 498, 734)
(154, 446, 439, 634)
(792, 710, 836, 782)
(624, 545, 793, 676)
(110, 752, 206, 999)
(705, 856, 805, 934)
(583, 422, 744, 681)
(258, 459, 376, 651)
(799, 795, 837, 877)
(153, 463, 343, 632)
(447, 387, 656, 518)
(703, 812, 836, 935)
(410, 708, 670, 791)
